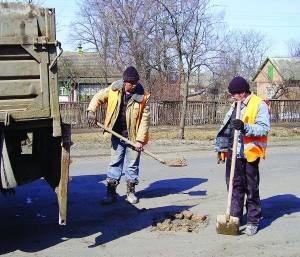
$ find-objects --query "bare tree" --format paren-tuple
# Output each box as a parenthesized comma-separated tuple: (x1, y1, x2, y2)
(69, 0, 226, 108)
(286, 38, 300, 58)
(68, 0, 113, 84)
(212, 30, 272, 97)
(1, 0, 45, 4)
(70, 0, 156, 74)
(155, 0, 225, 138)
(57, 57, 78, 99)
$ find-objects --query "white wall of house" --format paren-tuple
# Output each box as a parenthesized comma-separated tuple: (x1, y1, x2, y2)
(59, 95, 69, 102)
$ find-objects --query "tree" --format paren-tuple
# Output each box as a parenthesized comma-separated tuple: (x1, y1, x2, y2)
(70, 0, 156, 74)
(67, 0, 275, 135)
(2, 0, 45, 4)
(155, 0, 225, 138)
(211, 30, 272, 97)
(286, 38, 300, 58)
(69, 0, 183, 100)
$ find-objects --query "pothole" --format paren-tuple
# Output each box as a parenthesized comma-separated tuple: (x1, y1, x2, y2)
(149, 210, 209, 232)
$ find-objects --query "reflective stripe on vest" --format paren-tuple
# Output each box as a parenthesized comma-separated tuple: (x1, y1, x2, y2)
(105, 87, 119, 126)
(136, 92, 150, 144)
(242, 94, 268, 162)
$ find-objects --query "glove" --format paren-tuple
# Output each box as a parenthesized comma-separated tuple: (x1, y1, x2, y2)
(231, 119, 244, 131)
(87, 111, 97, 126)
(217, 152, 227, 164)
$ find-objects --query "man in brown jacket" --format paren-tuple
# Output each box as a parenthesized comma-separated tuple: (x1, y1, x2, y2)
(87, 66, 151, 205)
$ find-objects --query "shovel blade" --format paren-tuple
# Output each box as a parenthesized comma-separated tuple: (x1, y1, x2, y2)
(216, 214, 240, 236)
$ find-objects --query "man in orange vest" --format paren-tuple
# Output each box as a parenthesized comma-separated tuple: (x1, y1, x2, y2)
(86, 66, 151, 205)
(215, 76, 270, 236)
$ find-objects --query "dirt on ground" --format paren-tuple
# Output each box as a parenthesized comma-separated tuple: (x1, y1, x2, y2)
(67, 123, 300, 234)
(1, 123, 299, 257)
(149, 210, 208, 232)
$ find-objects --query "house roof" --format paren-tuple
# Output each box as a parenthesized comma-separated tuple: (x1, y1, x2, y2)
(253, 57, 300, 81)
(58, 51, 122, 84)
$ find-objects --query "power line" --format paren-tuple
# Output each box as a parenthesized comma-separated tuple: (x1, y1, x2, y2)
(230, 25, 300, 28)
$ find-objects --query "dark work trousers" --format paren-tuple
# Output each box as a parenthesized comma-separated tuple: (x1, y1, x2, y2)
(225, 149, 261, 225)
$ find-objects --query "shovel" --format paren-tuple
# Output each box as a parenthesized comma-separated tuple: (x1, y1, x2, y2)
(96, 122, 187, 167)
(216, 100, 241, 236)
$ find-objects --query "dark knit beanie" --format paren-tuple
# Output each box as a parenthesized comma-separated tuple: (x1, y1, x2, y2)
(228, 76, 249, 93)
(123, 66, 139, 82)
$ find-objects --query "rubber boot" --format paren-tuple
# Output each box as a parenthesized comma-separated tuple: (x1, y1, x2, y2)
(101, 180, 118, 205)
(126, 181, 138, 204)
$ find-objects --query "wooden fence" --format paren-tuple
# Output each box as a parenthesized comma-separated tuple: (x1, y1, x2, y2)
(59, 100, 300, 129)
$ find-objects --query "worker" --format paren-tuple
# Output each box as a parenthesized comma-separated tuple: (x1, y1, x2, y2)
(86, 66, 151, 205)
(215, 76, 270, 236)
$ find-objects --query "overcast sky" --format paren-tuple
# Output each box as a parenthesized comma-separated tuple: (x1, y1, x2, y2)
(42, 0, 300, 57)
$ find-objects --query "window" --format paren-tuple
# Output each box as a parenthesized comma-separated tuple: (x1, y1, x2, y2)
(78, 84, 106, 95)
(266, 86, 275, 99)
(189, 88, 195, 93)
(59, 86, 69, 96)
(267, 65, 274, 81)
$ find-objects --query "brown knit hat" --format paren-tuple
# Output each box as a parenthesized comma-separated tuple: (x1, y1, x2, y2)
(228, 76, 249, 93)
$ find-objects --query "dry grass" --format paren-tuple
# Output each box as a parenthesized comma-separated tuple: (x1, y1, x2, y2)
(71, 125, 300, 143)
(268, 126, 300, 137)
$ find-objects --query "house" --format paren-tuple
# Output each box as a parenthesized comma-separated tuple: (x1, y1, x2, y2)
(57, 48, 122, 102)
(187, 73, 212, 100)
(253, 57, 300, 99)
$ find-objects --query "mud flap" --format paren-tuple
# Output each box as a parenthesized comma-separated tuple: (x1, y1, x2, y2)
(0, 132, 17, 189)
(56, 123, 71, 225)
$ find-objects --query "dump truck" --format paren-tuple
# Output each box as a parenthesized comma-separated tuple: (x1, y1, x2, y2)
(0, 2, 71, 225)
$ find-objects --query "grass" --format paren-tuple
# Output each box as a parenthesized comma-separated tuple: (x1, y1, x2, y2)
(71, 125, 300, 143)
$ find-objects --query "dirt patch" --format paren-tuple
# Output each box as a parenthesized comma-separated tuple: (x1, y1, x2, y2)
(164, 157, 187, 167)
(149, 210, 209, 233)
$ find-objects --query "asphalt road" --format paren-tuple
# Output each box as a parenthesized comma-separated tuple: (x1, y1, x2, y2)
(0, 140, 299, 257)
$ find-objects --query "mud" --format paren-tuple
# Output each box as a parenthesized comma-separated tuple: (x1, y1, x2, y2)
(150, 210, 208, 232)
(164, 157, 187, 167)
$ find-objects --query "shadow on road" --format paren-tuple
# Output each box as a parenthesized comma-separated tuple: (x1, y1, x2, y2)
(138, 177, 208, 198)
(0, 175, 208, 254)
(259, 194, 300, 230)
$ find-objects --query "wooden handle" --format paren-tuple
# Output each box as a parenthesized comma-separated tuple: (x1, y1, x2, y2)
(96, 122, 165, 164)
(226, 101, 241, 218)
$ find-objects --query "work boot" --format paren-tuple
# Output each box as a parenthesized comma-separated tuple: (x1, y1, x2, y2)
(126, 181, 138, 204)
(101, 180, 118, 205)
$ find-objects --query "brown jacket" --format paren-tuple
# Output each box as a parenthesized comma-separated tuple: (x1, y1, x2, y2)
(87, 80, 151, 144)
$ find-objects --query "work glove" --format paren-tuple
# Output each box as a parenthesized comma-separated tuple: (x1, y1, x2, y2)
(217, 152, 227, 164)
(87, 111, 97, 126)
(231, 119, 244, 131)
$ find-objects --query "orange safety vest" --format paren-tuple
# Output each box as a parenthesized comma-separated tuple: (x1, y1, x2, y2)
(105, 85, 150, 144)
(135, 93, 150, 144)
(242, 95, 269, 162)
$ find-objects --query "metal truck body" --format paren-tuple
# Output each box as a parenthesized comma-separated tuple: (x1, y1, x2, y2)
(0, 2, 71, 225)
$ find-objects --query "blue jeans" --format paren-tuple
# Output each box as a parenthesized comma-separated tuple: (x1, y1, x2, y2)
(106, 135, 141, 185)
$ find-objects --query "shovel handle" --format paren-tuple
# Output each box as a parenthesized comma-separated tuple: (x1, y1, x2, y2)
(226, 101, 241, 217)
(96, 122, 165, 164)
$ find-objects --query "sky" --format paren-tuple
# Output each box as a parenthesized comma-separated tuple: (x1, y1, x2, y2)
(41, 0, 300, 57)
(210, 0, 300, 57)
